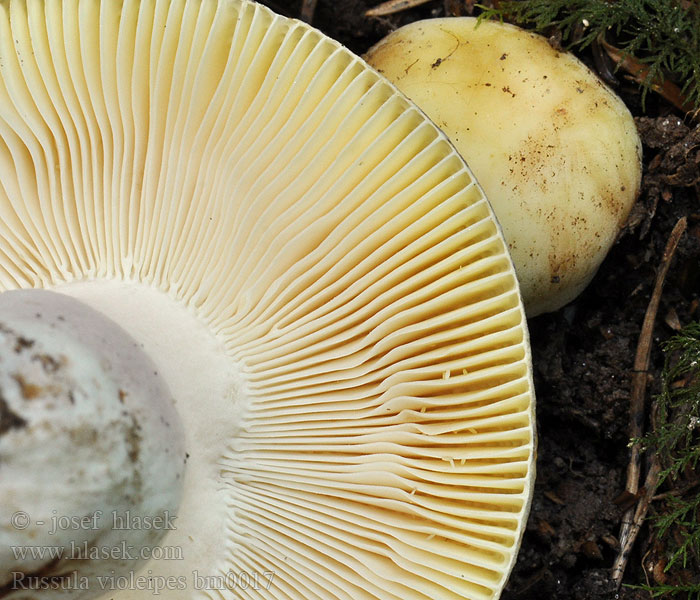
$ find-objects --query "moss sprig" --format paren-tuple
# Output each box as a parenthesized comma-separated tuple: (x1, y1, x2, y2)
(639, 583, 700, 599)
(635, 322, 700, 595)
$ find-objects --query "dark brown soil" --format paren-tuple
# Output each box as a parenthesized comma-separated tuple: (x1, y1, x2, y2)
(261, 1, 700, 597)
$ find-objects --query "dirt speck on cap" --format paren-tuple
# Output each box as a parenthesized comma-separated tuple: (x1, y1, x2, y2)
(0, 389, 27, 435)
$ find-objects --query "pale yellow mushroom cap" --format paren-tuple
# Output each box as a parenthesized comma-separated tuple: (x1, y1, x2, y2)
(365, 17, 643, 316)
(0, 2, 535, 599)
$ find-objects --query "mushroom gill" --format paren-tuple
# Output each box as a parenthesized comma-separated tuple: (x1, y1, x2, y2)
(0, 1, 535, 599)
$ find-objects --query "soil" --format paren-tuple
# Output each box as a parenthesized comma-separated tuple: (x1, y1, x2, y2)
(261, 1, 700, 597)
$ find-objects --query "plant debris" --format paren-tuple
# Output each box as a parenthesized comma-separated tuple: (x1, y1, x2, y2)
(612, 216, 687, 589)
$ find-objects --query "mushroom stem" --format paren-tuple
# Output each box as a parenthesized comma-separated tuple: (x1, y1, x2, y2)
(0, 289, 185, 599)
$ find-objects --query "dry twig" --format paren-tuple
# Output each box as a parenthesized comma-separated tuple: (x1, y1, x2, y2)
(612, 216, 688, 588)
(599, 38, 696, 117)
(651, 476, 700, 501)
(365, 0, 431, 17)
(613, 459, 663, 588)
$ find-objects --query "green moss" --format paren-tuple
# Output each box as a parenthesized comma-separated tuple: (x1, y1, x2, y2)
(479, 0, 700, 112)
(649, 323, 700, 481)
(636, 322, 700, 596)
(638, 583, 700, 599)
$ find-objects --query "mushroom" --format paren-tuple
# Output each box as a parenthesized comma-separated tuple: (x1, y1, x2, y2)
(365, 17, 643, 316)
(0, 2, 535, 600)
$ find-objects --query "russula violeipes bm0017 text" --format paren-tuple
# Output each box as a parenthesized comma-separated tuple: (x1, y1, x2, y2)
(0, 2, 535, 599)
(365, 17, 643, 316)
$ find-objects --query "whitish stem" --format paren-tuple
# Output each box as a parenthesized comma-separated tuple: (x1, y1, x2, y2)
(0, 290, 186, 600)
